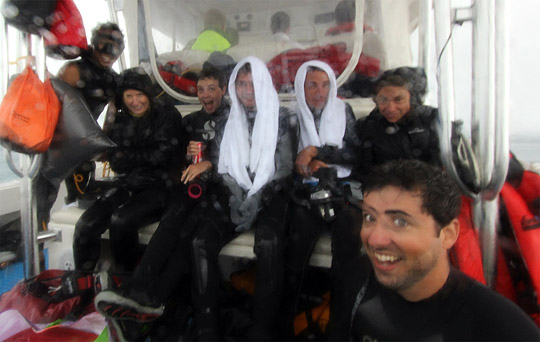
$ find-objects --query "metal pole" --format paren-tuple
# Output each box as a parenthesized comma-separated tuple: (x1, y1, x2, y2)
(472, 0, 509, 286)
(106, 0, 126, 70)
(472, 0, 496, 190)
(418, 0, 432, 71)
(20, 154, 40, 279)
(16, 33, 41, 279)
(433, 0, 477, 197)
(0, 19, 8, 97)
(490, 0, 509, 194)
(433, 0, 509, 286)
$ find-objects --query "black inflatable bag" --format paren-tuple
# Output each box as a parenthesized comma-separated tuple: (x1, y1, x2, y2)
(40, 78, 115, 183)
(1, 0, 57, 35)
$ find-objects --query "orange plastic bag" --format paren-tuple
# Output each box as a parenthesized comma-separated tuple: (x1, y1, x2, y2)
(0, 65, 60, 154)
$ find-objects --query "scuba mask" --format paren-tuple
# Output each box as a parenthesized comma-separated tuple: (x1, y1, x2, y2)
(93, 32, 124, 57)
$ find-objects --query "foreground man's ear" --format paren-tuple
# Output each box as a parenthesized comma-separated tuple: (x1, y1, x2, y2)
(441, 218, 459, 250)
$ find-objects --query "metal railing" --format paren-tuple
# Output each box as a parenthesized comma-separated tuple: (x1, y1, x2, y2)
(432, 0, 509, 286)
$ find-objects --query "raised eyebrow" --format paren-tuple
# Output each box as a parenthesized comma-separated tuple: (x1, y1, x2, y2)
(384, 209, 411, 217)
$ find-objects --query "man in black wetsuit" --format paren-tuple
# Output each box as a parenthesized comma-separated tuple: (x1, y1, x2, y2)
(190, 57, 296, 341)
(355, 67, 440, 181)
(181, 65, 230, 184)
(34, 22, 124, 229)
(281, 60, 362, 338)
(328, 160, 540, 341)
(57, 22, 123, 118)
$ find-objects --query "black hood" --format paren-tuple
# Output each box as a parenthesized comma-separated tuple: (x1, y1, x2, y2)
(115, 67, 154, 108)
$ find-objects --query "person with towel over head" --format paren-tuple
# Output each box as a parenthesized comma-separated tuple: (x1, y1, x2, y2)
(189, 56, 297, 341)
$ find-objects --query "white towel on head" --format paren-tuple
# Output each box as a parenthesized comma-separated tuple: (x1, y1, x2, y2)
(294, 60, 351, 178)
(218, 56, 280, 197)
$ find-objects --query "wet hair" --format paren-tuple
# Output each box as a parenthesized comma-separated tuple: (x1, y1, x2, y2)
(362, 160, 462, 229)
(271, 11, 290, 34)
(203, 52, 236, 86)
(375, 74, 411, 93)
(335, 0, 355, 25)
(306, 66, 324, 73)
(237, 62, 252, 77)
(199, 64, 227, 89)
(374, 67, 427, 109)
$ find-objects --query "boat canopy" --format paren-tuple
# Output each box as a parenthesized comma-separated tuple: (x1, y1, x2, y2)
(113, 0, 420, 103)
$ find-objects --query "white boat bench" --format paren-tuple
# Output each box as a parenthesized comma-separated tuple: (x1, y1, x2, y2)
(46, 205, 332, 271)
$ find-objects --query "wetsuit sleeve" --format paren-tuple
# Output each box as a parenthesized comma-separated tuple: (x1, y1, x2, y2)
(181, 111, 199, 163)
(316, 103, 361, 167)
(432, 270, 540, 341)
(446, 270, 540, 341)
(106, 118, 131, 174)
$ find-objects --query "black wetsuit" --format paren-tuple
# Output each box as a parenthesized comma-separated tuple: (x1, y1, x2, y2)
(119, 101, 230, 306)
(283, 103, 362, 337)
(355, 105, 440, 181)
(182, 103, 230, 144)
(72, 50, 118, 119)
(329, 259, 540, 341)
(189, 107, 297, 340)
(73, 99, 183, 272)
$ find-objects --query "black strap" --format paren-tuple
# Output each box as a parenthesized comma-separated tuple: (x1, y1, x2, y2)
(349, 275, 370, 334)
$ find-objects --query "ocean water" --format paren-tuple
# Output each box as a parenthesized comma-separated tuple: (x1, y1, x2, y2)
(509, 135, 540, 164)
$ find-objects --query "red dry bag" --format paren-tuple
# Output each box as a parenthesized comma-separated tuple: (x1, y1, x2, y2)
(44, 0, 88, 59)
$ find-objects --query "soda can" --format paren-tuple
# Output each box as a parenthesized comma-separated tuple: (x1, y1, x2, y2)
(192, 142, 203, 164)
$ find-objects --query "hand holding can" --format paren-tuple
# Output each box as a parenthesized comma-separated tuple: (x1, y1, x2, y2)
(192, 142, 204, 164)
(187, 140, 205, 158)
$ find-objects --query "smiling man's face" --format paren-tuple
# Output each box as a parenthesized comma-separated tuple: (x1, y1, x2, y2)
(361, 186, 450, 300)
(197, 77, 225, 115)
